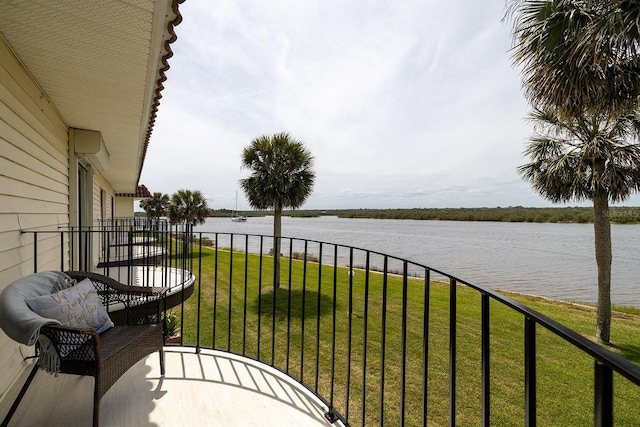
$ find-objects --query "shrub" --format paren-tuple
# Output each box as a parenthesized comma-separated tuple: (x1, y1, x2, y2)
(162, 311, 179, 339)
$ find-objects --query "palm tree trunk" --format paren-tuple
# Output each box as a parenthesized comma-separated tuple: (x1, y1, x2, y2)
(273, 205, 282, 289)
(593, 192, 612, 344)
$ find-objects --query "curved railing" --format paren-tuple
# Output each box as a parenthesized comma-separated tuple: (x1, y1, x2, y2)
(173, 231, 640, 427)
(22, 223, 640, 426)
(21, 221, 195, 311)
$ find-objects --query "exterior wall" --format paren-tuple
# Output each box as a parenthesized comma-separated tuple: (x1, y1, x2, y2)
(93, 173, 115, 224)
(0, 37, 70, 399)
(0, 38, 122, 401)
(91, 172, 116, 268)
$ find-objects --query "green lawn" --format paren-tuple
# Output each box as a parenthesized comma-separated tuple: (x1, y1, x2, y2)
(172, 245, 640, 426)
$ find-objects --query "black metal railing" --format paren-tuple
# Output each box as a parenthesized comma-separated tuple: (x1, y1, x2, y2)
(21, 220, 640, 426)
(22, 218, 194, 308)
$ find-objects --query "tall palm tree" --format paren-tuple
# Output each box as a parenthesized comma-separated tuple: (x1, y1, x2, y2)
(507, 0, 640, 115)
(168, 189, 209, 226)
(508, 0, 640, 344)
(140, 192, 170, 220)
(240, 132, 315, 288)
(519, 109, 640, 343)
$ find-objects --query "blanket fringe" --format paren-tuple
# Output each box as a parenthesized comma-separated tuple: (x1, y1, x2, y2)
(36, 335, 60, 376)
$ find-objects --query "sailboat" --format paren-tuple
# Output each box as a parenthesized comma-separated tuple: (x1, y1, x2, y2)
(231, 191, 247, 222)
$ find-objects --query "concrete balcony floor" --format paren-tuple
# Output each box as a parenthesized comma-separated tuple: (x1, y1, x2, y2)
(98, 246, 167, 267)
(104, 266, 195, 297)
(2, 348, 342, 426)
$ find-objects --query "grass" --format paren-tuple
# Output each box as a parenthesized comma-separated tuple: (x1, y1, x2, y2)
(172, 244, 640, 426)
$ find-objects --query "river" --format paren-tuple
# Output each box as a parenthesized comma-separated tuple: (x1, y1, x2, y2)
(195, 216, 640, 307)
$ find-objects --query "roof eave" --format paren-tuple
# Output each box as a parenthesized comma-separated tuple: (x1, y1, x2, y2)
(136, 0, 185, 189)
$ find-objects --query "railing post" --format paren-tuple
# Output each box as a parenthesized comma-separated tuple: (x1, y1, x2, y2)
(345, 247, 354, 422)
(286, 239, 293, 373)
(525, 317, 536, 427)
(257, 236, 264, 360)
(195, 234, 203, 353)
(324, 244, 339, 424)
(59, 231, 64, 271)
(69, 226, 75, 271)
(243, 234, 249, 357)
(379, 256, 389, 426)
(315, 243, 323, 393)
(482, 293, 490, 427)
(33, 232, 38, 273)
(300, 240, 308, 381)
(422, 269, 430, 427)
(228, 234, 234, 352)
(449, 278, 457, 427)
(400, 261, 409, 425)
(270, 235, 277, 366)
(128, 226, 134, 284)
(213, 233, 219, 348)
(594, 361, 613, 427)
(362, 251, 370, 427)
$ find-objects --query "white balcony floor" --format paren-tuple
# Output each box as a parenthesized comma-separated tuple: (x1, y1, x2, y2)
(104, 266, 195, 296)
(1, 348, 342, 426)
(100, 245, 166, 262)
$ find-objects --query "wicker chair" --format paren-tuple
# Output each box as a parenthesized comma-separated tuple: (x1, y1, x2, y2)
(4, 271, 167, 427)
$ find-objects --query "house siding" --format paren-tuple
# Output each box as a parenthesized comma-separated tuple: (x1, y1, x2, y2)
(93, 174, 115, 223)
(0, 36, 124, 401)
(0, 36, 69, 400)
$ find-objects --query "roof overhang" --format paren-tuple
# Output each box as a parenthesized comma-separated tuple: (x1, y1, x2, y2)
(116, 184, 153, 199)
(0, 0, 184, 193)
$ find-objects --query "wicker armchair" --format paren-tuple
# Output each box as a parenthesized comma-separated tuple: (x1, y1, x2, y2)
(3, 271, 167, 427)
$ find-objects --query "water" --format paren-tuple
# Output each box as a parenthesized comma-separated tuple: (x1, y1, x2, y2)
(195, 216, 640, 307)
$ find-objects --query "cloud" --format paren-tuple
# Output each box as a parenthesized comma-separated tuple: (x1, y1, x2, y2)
(140, 0, 640, 211)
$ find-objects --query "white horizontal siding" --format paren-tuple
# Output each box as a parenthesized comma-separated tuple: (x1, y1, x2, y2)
(0, 36, 70, 403)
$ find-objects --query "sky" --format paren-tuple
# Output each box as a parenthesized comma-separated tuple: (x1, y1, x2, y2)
(140, 0, 640, 211)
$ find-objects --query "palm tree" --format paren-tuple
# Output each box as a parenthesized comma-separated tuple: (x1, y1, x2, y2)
(168, 189, 209, 266)
(508, 0, 640, 344)
(240, 132, 315, 288)
(168, 189, 209, 226)
(507, 0, 640, 115)
(519, 108, 640, 343)
(140, 192, 170, 220)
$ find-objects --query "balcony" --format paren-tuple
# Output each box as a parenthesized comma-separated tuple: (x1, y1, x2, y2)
(3, 219, 640, 426)
(1, 348, 341, 426)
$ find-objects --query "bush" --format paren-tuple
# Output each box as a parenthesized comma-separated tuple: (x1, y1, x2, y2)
(290, 251, 320, 263)
(162, 311, 179, 339)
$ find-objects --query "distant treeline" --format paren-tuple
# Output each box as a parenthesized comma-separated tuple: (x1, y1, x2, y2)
(329, 207, 640, 224)
(209, 207, 640, 224)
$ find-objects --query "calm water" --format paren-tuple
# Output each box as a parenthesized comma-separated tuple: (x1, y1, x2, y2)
(195, 216, 640, 307)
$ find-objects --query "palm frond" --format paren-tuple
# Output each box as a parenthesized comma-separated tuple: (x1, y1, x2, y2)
(507, 0, 640, 113)
(520, 103, 640, 203)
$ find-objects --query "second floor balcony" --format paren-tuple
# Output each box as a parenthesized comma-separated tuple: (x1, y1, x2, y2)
(3, 218, 640, 426)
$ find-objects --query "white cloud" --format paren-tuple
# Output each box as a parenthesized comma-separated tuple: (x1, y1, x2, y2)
(140, 0, 640, 211)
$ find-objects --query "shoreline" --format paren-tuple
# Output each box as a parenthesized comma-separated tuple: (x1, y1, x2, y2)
(203, 206, 640, 224)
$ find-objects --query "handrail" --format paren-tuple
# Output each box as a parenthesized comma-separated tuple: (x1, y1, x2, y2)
(453, 276, 640, 386)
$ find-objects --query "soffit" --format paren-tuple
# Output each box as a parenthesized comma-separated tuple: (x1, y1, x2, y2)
(0, 0, 182, 193)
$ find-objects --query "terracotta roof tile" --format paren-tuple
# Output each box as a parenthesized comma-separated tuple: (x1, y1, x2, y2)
(116, 184, 152, 198)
